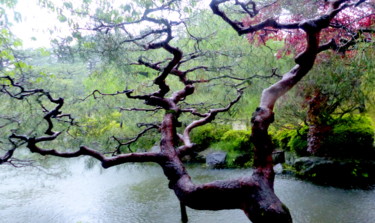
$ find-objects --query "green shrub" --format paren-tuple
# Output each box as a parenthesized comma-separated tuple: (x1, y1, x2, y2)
(273, 126, 309, 156)
(272, 126, 297, 151)
(190, 124, 231, 149)
(221, 130, 252, 152)
(190, 125, 254, 167)
(321, 115, 374, 158)
(273, 115, 375, 159)
(211, 129, 253, 167)
(287, 126, 309, 156)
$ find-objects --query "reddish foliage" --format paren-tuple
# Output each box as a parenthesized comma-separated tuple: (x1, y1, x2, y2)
(243, 1, 375, 59)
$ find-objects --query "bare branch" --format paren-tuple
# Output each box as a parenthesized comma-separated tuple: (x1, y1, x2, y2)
(118, 107, 162, 113)
(234, 0, 258, 17)
(1, 76, 73, 136)
(120, 28, 169, 44)
(80, 89, 133, 101)
(318, 27, 374, 54)
(0, 148, 16, 165)
(190, 69, 281, 84)
(210, 1, 300, 36)
(178, 88, 245, 154)
(112, 123, 159, 154)
(9, 133, 163, 168)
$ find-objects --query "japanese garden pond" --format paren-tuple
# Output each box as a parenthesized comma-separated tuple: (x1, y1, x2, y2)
(1, 159, 374, 223)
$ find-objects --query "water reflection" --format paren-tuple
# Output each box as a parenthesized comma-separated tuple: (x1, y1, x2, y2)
(0, 159, 374, 223)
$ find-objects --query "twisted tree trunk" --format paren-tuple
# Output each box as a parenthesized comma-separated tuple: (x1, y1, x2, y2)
(156, 111, 292, 223)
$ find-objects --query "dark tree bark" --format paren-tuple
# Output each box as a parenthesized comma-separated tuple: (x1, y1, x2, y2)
(306, 91, 332, 154)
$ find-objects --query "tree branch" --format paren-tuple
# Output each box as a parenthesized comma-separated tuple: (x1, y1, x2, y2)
(9, 133, 163, 168)
(81, 89, 133, 101)
(112, 123, 159, 154)
(178, 88, 244, 155)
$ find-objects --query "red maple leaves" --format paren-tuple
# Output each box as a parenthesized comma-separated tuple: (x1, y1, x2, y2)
(243, 1, 374, 59)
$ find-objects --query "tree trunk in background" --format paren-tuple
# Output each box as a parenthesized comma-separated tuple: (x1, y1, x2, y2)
(306, 91, 331, 155)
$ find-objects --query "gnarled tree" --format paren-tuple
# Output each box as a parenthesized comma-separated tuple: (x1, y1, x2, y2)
(1, 0, 373, 222)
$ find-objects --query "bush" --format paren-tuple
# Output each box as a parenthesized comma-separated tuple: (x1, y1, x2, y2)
(321, 115, 374, 158)
(221, 130, 252, 152)
(211, 129, 253, 167)
(273, 126, 309, 156)
(273, 115, 375, 159)
(191, 125, 254, 167)
(190, 124, 231, 149)
(287, 126, 309, 156)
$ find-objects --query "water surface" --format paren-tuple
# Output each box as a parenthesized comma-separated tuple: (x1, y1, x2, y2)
(1, 159, 374, 223)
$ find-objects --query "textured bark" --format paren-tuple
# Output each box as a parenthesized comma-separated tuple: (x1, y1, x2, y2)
(207, 0, 367, 222)
(156, 111, 292, 223)
(306, 92, 331, 154)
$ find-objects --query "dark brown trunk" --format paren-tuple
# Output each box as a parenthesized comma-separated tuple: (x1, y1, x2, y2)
(157, 111, 292, 223)
(306, 91, 331, 154)
(180, 202, 188, 223)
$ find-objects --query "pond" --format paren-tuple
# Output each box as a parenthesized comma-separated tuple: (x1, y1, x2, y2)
(1, 159, 374, 223)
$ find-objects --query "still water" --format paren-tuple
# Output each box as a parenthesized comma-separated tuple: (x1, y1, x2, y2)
(1, 159, 374, 223)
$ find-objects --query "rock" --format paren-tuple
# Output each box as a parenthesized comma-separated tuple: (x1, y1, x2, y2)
(273, 163, 283, 174)
(292, 156, 375, 188)
(206, 151, 227, 168)
(272, 150, 285, 164)
(293, 157, 331, 173)
(284, 151, 297, 165)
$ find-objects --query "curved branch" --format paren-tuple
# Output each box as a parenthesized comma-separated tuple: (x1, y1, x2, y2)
(112, 124, 159, 154)
(10, 133, 163, 168)
(153, 44, 183, 98)
(210, 1, 299, 35)
(1, 76, 73, 136)
(0, 148, 16, 164)
(81, 89, 133, 101)
(178, 88, 244, 154)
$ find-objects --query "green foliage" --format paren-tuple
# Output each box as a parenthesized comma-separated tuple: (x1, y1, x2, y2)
(212, 130, 253, 167)
(190, 124, 231, 149)
(71, 112, 121, 137)
(287, 127, 309, 156)
(271, 126, 294, 151)
(273, 126, 309, 156)
(274, 115, 375, 159)
(220, 130, 252, 153)
(0, 0, 17, 8)
(190, 125, 253, 167)
(275, 41, 375, 130)
(322, 115, 375, 158)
